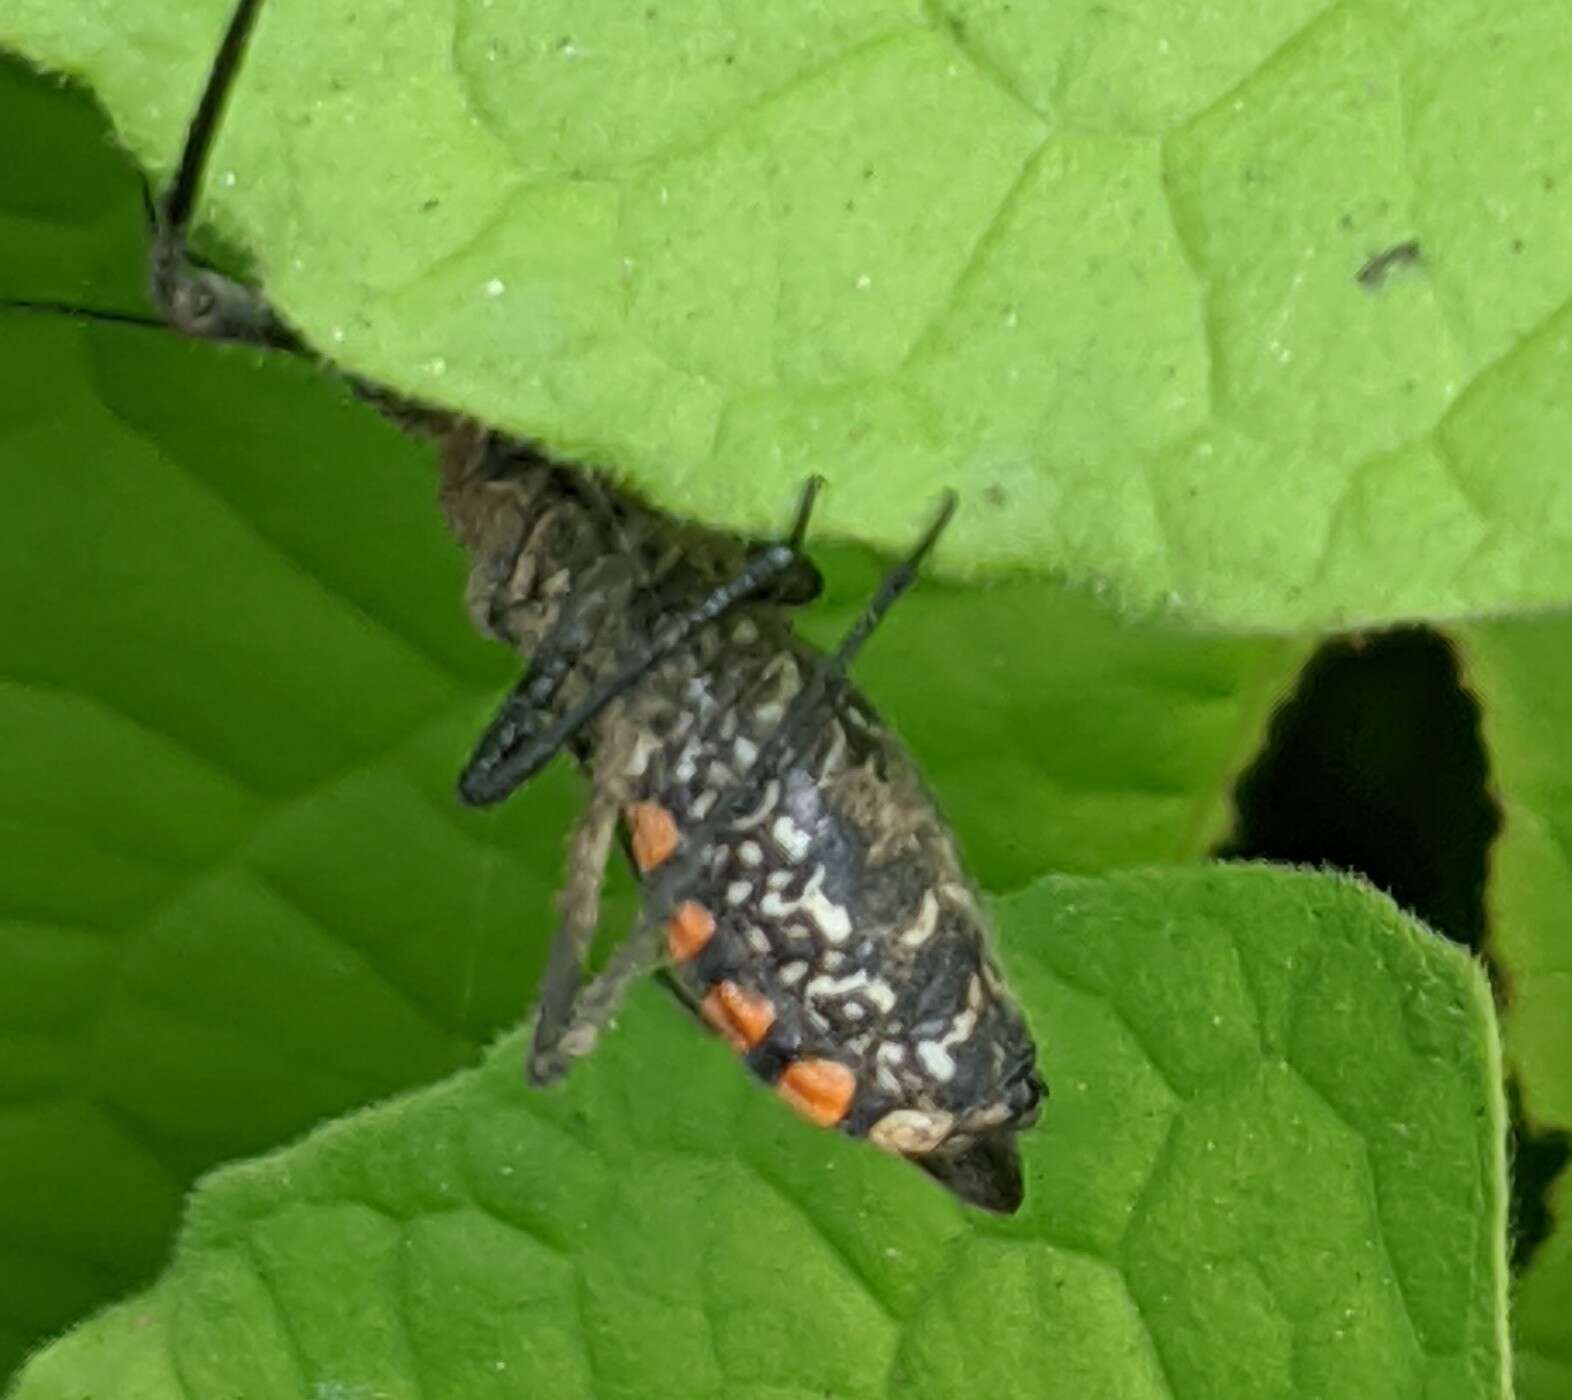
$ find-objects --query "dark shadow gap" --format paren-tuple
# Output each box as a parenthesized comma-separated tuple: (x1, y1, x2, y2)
(1218, 627, 1497, 952)
(1508, 1079, 1572, 1271)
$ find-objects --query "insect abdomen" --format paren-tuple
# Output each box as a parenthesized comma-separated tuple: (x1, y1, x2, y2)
(611, 615, 1043, 1200)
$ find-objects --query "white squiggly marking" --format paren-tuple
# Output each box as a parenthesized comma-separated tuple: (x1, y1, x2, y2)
(898, 889, 939, 948)
(916, 1041, 954, 1082)
(770, 814, 812, 862)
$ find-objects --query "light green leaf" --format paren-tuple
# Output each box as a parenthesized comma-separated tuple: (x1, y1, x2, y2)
(11, 868, 1508, 1400)
(1454, 618, 1572, 1136)
(4, 0, 1571, 626)
(0, 53, 1299, 1380)
(1452, 616, 1572, 1397)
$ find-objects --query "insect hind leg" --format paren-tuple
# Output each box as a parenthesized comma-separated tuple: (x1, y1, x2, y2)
(713, 487, 957, 805)
(525, 789, 622, 1086)
(758, 472, 826, 606)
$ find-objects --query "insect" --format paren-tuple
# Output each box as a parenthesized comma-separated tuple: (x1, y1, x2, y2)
(14, 0, 1046, 1211)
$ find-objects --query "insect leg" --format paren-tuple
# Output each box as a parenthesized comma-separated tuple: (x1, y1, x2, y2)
(459, 543, 795, 806)
(524, 787, 622, 1087)
(0, 0, 282, 343)
(460, 478, 825, 808)
(457, 554, 643, 805)
(525, 909, 664, 1087)
(148, 0, 303, 351)
(530, 492, 957, 1084)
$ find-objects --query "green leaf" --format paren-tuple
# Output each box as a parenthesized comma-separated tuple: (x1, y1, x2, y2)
(8, 868, 1507, 1399)
(1454, 619, 1572, 1136)
(5, 0, 1572, 627)
(0, 53, 1300, 1380)
(1452, 617, 1572, 1398)
(1515, 1165, 1572, 1400)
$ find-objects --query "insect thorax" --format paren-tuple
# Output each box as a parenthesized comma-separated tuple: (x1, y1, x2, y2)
(437, 425, 760, 671)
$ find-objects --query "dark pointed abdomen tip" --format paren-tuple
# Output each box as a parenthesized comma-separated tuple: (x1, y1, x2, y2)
(918, 1133, 1026, 1215)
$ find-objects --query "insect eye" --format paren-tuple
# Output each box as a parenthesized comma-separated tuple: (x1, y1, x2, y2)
(188, 281, 218, 320)
(770, 556, 824, 607)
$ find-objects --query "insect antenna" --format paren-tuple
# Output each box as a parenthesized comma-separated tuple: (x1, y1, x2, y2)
(137, 167, 158, 230)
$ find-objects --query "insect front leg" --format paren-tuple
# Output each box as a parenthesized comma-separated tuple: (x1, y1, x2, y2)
(461, 538, 809, 810)
(0, 0, 290, 346)
(457, 553, 642, 806)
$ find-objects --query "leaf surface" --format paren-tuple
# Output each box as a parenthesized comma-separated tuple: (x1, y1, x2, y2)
(1456, 619, 1572, 1136)
(1454, 617, 1572, 1399)
(4, 0, 1571, 625)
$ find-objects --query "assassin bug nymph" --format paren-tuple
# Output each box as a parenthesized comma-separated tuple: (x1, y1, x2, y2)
(16, 0, 1046, 1211)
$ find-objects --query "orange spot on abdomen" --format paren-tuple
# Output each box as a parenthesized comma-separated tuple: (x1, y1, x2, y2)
(625, 801, 679, 872)
(777, 1058, 857, 1127)
(666, 901, 716, 961)
(702, 980, 776, 1052)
